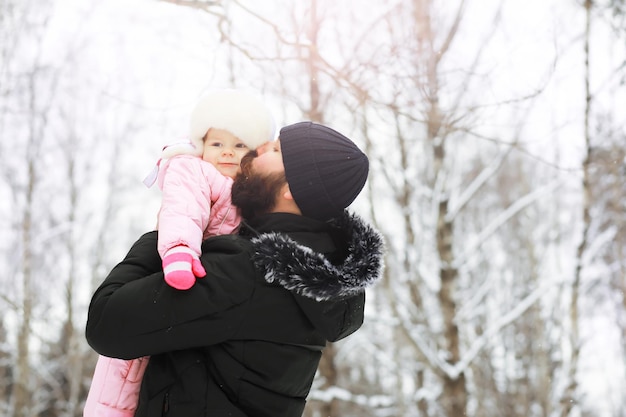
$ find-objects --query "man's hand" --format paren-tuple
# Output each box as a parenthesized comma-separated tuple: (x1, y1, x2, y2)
(162, 245, 207, 290)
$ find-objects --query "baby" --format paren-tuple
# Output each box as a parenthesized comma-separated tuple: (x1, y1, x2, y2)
(84, 89, 275, 417)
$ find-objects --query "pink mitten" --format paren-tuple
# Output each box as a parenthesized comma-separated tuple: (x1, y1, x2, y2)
(162, 245, 206, 290)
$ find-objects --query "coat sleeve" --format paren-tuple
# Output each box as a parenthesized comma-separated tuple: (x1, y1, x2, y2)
(157, 156, 215, 257)
(85, 232, 255, 360)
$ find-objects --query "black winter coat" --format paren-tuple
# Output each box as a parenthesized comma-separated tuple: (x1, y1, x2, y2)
(86, 211, 383, 417)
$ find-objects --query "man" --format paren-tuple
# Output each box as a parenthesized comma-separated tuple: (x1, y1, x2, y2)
(86, 121, 384, 416)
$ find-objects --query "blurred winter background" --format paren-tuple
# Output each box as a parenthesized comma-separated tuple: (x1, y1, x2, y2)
(0, 0, 625, 416)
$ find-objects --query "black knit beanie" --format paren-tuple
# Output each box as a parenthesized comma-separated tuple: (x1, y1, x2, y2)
(280, 121, 369, 221)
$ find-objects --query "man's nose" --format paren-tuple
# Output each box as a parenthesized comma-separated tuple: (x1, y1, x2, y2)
(256, 142, 272, 155)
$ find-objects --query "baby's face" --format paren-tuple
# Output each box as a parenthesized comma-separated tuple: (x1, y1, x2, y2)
(202, 128, 251, 179)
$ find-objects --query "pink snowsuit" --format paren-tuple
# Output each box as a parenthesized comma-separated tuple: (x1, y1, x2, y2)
(84, 155, 241, 417)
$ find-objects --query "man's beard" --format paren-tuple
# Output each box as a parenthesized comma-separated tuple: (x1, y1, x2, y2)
(231, 151, 287, 221)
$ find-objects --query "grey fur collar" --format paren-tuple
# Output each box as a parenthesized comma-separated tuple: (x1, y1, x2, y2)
(251, 211, 384, 301)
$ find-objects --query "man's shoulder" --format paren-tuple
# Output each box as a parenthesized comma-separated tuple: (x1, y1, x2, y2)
(198, 234, 259, 295)
(201, 234, 254, 253)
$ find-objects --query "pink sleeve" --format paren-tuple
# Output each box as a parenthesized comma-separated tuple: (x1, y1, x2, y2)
(157, 156, 214, 258)
(157, 156, 239, 257)
(83, 355, 149, 417)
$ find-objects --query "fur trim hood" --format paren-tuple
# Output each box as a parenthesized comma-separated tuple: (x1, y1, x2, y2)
(251, 211, 384, 302)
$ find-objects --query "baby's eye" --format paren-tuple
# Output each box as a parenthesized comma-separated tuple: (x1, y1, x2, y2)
(208, 141, 223, 147)
(235, 143, 249, 149)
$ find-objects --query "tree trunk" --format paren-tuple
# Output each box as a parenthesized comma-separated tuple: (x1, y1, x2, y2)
(318, 343, 340, 416)
(436, 195, 467, 416)
(13, 136, 35, 417)
(560, 1, 592, 415)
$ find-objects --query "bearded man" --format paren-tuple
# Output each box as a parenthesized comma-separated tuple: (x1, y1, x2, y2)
(86, 121, 384, 417)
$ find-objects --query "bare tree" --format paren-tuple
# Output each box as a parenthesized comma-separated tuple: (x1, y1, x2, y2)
(38, 1, 623, 416)
(9, 21, 62, 417)
(560, 1, 592, 415)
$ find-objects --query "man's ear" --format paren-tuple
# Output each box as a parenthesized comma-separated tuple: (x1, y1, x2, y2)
(282, 184, 295, 201)
(275, 183, 302, 215)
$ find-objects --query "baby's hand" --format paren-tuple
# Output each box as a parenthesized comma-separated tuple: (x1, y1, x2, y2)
(162, 245, 207, 290)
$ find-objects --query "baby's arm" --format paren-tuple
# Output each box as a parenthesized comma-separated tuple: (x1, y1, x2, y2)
(157, 156, 211, 290)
